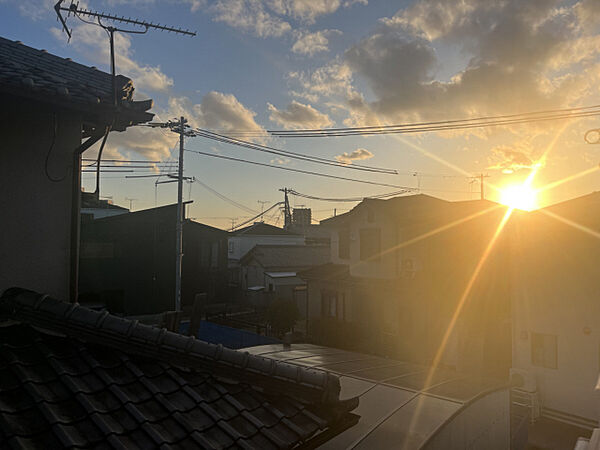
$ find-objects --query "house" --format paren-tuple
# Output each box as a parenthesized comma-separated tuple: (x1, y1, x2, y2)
(301, 194, 512, 377)
(509, 192, 600, 430)
(0, 37, 153, 302)
(240, 244, 330, 317)
(228, 222, 305, 286)
(79, 203, 229, 315)
(0, 288, 359, 448)
(81, 191, 129, 219)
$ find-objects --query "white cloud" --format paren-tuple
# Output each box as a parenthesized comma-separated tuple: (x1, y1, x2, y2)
(268, 100, 333, 128)
(212, 0, 291, 37)
(266, 0, 341, 23)
(334, 148, 374, 164)
(169, 92, 266, 137)
(292, 29, 341, 55)
(50, 23, 173, 92)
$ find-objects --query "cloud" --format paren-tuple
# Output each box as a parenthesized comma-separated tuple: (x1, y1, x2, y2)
(268, 100, 333, 128)
(487, 145, 540, 174)
(50, 23, 173, 92)
(212, 0, 291, 37)
(292, 29, 341, 56)
(335, 148, 374, 164)
(326, 0, 600, 129)
(288, 60, 354, 99)
(266, 0, 342, 23)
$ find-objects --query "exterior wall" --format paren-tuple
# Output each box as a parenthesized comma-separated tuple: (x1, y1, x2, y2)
(0, 103, 81, 300)
(511, 210, 600, 424)
(228, 234, 305, 264)
(329, 206, 398, 279)
(424, 389, 510, 450)
(80, 206, 228, 315)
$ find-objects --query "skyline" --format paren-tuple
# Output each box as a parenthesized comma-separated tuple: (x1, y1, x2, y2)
(2, 0, 600, 228)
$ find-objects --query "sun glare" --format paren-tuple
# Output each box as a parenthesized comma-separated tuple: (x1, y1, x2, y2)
(499, 184, 538, 211)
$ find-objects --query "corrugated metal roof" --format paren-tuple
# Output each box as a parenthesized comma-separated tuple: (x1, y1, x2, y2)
(244, 344, 508, 449)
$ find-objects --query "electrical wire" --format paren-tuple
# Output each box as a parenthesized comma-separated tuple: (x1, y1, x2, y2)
(231, 202, 284, 231)
(288, 189, 412, 202)
(193, 129, 397, 174)
(185, 148, 414, 189)
(193, 179, 258, 215)
(268, 105, 600, 137)
(44, 114, 67, 183)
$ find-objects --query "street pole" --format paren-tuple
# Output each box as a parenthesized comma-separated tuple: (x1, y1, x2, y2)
(175, 116, 185, 312)
(480, 173, 484, 200)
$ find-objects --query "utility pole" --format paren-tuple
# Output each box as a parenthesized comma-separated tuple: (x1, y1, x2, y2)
(175, 116, 186, 312)
(279, 188, 292, 229)
(470, 173, 490, 200)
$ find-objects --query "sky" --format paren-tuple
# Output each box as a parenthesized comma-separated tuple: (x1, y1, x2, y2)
(2, 0, 600, 229)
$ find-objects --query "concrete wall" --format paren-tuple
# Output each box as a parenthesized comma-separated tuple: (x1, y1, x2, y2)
(0, 104, 80, 300)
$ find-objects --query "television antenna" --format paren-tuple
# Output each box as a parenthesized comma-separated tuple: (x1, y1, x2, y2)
(54, 0, 195, 106)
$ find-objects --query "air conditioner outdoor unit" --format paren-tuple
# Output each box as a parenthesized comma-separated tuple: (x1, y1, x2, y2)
(510, 368, 537, 392)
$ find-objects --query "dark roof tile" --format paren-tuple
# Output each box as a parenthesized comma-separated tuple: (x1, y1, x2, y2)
(0, 288, 358, 448)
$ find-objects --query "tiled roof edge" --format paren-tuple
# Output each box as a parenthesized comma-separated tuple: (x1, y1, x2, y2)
(0, 288, 345, 407)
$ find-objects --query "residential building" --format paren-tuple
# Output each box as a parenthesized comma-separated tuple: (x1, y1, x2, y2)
(81, 191, 129, 219)
(240, 244, 329, 313)
(80, 203, 228, 315)
(301, 194, 512, 377)
(509, 193, 600, 429)
(228, 222, 305, 286)
(0, 37, 153, 302)
(0, 288, 359, 448)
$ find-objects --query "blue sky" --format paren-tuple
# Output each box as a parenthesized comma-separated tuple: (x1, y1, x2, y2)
(2, 0, 600, 228)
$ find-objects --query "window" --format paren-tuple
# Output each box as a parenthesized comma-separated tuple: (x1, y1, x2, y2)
(228, 241, 234, 254)
(338, 228, 350, 259)
(360, 228, 381, 261)
(531, 333, 557, 369)
(321, 290, 345, 321)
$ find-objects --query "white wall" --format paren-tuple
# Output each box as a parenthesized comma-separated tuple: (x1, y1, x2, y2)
(228, 234, 305, 264)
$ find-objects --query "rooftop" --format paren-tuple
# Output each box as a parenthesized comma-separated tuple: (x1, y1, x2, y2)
(241, 245, 330, 269)
(244, 344, 508, 449)
(0, 37, 153, 129)
(234, 222, 301, 237)
(0, 288, 359, 448)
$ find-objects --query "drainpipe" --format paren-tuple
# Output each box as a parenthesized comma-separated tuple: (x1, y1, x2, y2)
(70, 127, 109, 303)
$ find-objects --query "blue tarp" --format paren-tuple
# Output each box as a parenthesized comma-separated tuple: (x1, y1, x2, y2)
(179, 320, 280, 349)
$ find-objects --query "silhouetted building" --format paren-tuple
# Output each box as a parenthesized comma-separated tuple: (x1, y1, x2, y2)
(292, 207, 312, 227)
(80, 203, 228, 315)
(301, 194, 512, 377)
(0, 37, 153, 301)
(81, 191, 129, 220)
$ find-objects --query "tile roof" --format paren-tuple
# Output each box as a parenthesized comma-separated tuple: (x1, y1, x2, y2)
(0, 288, 359, 448)
(298, 264, 352, 282)
(240, 245, 330, 269)
(0, 37, 153, 128)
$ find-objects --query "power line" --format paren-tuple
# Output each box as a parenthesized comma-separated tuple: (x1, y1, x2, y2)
(193, 129, 397, 174)
(192, 179, 258, 215)
(288, 189, 411, 202)
(231, 202, 284, 231)
(185, 148, 415, 189)
(268, 105, 600, 137)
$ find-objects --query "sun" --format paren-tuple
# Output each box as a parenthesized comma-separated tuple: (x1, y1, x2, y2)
(499, 184, 539, 211)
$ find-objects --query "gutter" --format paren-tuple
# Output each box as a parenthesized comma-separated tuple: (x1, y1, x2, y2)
(69, 127, 109, 303)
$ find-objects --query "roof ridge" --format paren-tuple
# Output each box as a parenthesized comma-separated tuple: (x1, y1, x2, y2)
(0, 288, 344, 406)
